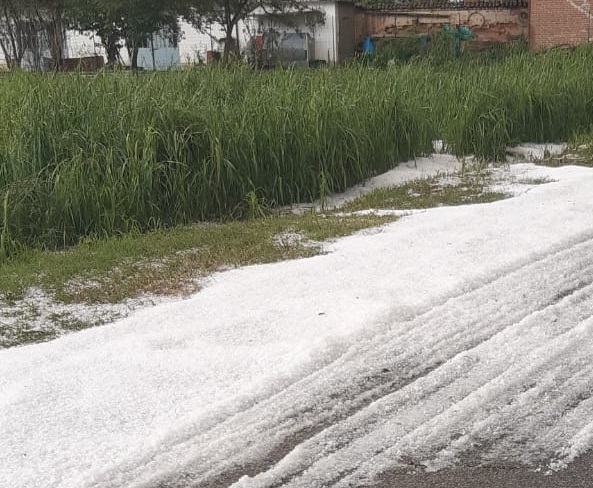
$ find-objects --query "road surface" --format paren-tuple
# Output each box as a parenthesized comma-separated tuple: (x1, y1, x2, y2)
(3, 161, 593, 488)
(152, 233, 593, 488)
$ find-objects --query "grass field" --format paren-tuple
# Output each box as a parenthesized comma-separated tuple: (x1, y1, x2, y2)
(2, 46, 593, 259)
(1, 160, 512, 347)
(1, 46, 593, 346)
(3, 138, 593, 347)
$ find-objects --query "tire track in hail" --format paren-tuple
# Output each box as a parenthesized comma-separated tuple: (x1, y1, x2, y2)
(334, 288, 593, 488)
(85, 233, 593, 488)
(256, 279, 593, 488)
(149, 235, 593, 488)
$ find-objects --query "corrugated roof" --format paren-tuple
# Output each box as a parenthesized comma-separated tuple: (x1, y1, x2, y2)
(356, 0, 528, 10)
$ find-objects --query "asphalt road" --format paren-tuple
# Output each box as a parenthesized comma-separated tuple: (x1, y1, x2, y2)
(374, 451, 593, 488)
(154, 234, 593, 488)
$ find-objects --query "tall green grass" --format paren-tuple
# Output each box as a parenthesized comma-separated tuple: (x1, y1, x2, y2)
(0, 67, 432, 257)
(2, 45, 593, 258)
(429, 45, 593, 159)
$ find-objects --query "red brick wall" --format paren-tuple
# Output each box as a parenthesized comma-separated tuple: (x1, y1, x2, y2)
(355, 9, 529, 48)
(530, 1, 593, 49)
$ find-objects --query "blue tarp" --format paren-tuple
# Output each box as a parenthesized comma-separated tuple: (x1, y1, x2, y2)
(362, 36, 375, 55)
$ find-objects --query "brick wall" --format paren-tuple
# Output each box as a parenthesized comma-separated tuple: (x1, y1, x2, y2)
(530, 1, 593, 49)
(355, 8, 528, 47)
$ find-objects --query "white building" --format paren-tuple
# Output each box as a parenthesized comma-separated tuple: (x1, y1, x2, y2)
(1, 1, 356, 70)
(246, 0, 356, 66)
(63, 29, 180, 70)
(63, 20, 249, 69)
(174, 1, 356, 67)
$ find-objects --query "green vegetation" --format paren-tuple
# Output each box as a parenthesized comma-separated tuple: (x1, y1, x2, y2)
(2, 46, 593, 263)
(0, 66, 430, 259)
(0, 212, 397, 306)
(535, 137, 593, 168)
(341, 171, 507, 212)
(0, 164, 510, 348)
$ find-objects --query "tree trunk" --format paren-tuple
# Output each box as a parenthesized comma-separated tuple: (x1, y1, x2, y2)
(150, 33, 156, 70)
(0, 7, 26, 69)
(222, 35, 232, 63)
(222, 1, 234, 63)
(45, 12, 65, 71)
(105, 34, 120, 66)
(131, 45, 139, 71)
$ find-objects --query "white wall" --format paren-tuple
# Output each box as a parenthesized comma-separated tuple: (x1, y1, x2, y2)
(247, 1, 339, 64)
(0, 3, 340, 69)
(64, 30, 103, 58)
(65, 30, 179, 70)
(64, 22, 250, 68)
(309, 1, 338, 63)
(178, 19, 254, 64)
(136, 47, 179, 70)
(178, 20, 222, 64)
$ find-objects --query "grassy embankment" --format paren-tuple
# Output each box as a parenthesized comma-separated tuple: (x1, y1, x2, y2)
(3, 46, 593, 259)
(2, 46, 593, 345)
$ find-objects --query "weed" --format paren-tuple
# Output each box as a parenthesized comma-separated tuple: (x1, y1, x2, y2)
(340, 171, 508, 212)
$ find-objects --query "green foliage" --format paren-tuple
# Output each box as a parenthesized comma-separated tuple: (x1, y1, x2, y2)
(373, 36, 429, 65)
(0, 67, 431, 259)
(2, 47, 593, 260)
(65, 0, 181, 67)
(341, 170, 508, 212)
(427, 45, 593, 160)
(428, 28, 460, 63)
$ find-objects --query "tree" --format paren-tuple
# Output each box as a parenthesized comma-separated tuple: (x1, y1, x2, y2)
(39, 0, 66, 69)
(0, 0, 34, 69)
(180, 0, 322, 62)
(64, 0, 124, 65)
(0, 0, 65, 70)
(66, 0, 182, 69)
